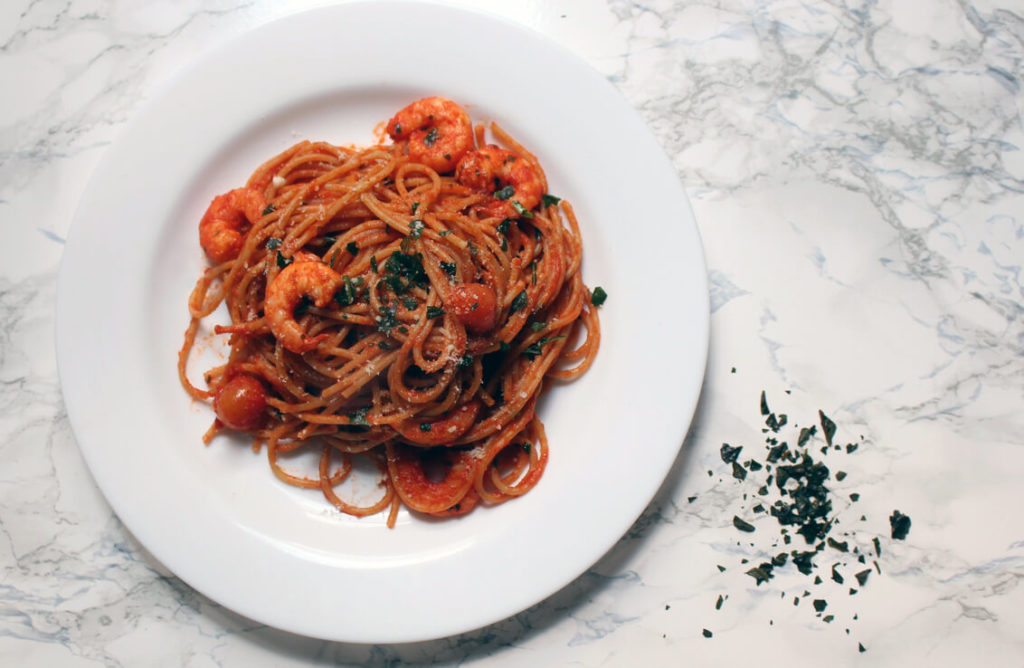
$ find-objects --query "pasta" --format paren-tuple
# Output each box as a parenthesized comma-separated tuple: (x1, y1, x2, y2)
(178, 97, 601, 526)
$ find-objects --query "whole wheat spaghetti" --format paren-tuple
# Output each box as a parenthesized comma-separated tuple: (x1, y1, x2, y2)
(179, 97, 601, 526)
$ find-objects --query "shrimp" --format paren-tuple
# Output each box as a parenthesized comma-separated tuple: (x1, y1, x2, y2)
(386, 97, 473, 174)
(265, 260, 343, 354)
(454, 145, 543, 219)
(198, 188, 268, 264)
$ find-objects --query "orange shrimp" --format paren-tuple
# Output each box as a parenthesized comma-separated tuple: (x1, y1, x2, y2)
(265, 260, 343, 354)
(386, 97, 473, 174)
(198, 188, 268, 264)
(455, 145, 543, 219)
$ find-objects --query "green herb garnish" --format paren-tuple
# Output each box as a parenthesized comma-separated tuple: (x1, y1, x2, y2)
(347, 408, 369, 427)
(720, 443, 742, 463)
(541, 193, 561, 207)
(889, 510, 912, 540)
(590, 286, 608, 307)
(426, 306, 444, 319)
(511, 200, 533, 218)
(819, 410, 837, 446)
(376, 303, 399, 335)
(346, 241, 358, 255)
(423, 127, 438, 146)
(494, 185, 515, 200)
(510, 290, 528, 313)
(733, 516, 755, 533)
(523, 336, 564, 360)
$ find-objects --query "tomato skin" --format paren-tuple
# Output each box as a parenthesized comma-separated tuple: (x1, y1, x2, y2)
(214, 374, 267, 430)
(447, 283, 498, 333)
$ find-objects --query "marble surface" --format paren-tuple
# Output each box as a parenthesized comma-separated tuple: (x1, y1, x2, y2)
(3, 0, 1024, 665)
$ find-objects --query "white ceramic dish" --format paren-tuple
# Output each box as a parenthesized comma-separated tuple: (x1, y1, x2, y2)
(56, 1, 708, 643)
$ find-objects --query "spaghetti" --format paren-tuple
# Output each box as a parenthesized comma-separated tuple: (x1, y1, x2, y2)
(178, 97, 601, 526)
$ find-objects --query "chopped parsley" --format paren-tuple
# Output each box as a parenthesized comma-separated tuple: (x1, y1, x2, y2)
(819, 411, 837, 446)
(590, 286, 608, 307)
(711, 392, 905, 652)
(541, 193, 561, 207)
(511, 200, 533, 218)
(509, 290, 528, 314)
(426, 306, 444, 319)
(497, 218, 512, 235)
(334, 275, 363, 307)
(457, 355, 474, 368)
(266, 237, 282, 250)
(440, 261, 457, 276)
(276, 251, 292, 269)
(418, 423, 432, 432)
(733, 516, 755, 532)
(423, 127, 438, 146)
(347, 408, 369, 427)
(523, 336, 564, 360)
(370, 256, 378, 273)
(530, 321, 546, 332)
(379, 250, 428, 294)
(376, 303, 399, 335)
(720, 443, 743, 463)
(494, 185, 515, 200)
(411, 202, 419, 214)
(262, 203, 276, 216)
(409, 219, 425, 239)
(346, 241, 358, 255)
(889, 510, 912, 540)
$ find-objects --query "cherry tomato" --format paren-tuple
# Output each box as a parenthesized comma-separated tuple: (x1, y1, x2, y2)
(447, 283, 498, 333)
(214, 374, 267, 431)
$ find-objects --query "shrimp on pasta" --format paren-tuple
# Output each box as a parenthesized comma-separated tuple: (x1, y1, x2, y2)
(178, 97, 602, 527)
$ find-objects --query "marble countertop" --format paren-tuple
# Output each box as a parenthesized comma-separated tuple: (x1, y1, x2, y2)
(3, 0, 1023, 665)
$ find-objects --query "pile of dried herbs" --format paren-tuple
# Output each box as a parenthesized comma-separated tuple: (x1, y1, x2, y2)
(698, 390, 911, 652)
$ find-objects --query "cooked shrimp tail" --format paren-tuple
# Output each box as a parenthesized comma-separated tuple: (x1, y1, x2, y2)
(265, 260, 343, 354)
(386, 97, 474, 174)
(455, 145, 543, 219)
(199, 187, 268, 263)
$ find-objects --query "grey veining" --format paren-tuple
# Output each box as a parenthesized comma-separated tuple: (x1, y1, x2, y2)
(3, 0, 1024, 665)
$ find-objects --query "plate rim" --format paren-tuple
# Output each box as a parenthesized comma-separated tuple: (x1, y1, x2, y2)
(55, 0, 709, 643)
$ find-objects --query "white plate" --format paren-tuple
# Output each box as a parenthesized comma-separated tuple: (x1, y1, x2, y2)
(56, 1, 708, 644)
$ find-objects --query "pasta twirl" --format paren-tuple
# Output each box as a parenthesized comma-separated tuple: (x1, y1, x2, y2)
(178, 97, 600, 527)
